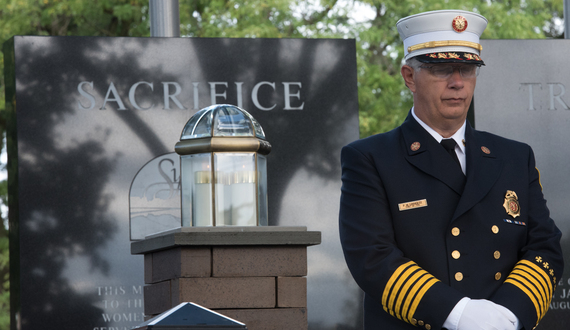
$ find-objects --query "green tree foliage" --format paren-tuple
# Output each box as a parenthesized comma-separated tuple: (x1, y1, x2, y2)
(0, 0, 563, 329)
(178, 0, 345, 38)
(0, 0, 150, 39)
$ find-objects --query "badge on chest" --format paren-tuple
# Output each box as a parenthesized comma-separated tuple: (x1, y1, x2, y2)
(503, 190, 521, 218)
(398, 199, 428, 211)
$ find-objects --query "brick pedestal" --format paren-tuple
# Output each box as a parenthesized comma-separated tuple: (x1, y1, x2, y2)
(131, 226, 321, 330)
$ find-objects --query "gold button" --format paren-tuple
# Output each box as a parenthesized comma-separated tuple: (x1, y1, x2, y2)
(452, 250, 461, 259)
(492, 225, 499, 234)
(495, 272, 502, 280)
(451, 227, 460, 236)
(455, 272, 463, 281)
(425, 325, 432, 330)
(418, 320, 425, 326)
(494, 251, 501, 259)
(411, 318, 417, 325)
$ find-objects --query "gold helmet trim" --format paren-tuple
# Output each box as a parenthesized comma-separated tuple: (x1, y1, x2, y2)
(408, 40, 483, 53)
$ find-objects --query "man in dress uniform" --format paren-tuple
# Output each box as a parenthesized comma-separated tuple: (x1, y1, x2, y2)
(339, 10, 563, 330)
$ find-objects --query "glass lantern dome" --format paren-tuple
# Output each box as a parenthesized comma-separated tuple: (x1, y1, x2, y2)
(181, 104, 266, 140)
(175, 104, 271, 228)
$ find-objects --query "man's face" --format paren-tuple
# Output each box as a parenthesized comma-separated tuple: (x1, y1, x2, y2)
(404, 63, 478, 132)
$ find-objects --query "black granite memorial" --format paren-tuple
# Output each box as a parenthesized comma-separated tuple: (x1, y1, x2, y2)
(475, 39, 570, 329)
(4, 36, 360, 330)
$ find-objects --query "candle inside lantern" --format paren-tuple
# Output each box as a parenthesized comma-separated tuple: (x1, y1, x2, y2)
(231, 168, 256, 226)
(215, 171, 231, 226)
(192, 158, 213, 226)
(193, 171, 212, 226)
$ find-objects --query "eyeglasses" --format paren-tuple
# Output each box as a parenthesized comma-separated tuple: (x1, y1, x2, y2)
(419, 64, 481, 79)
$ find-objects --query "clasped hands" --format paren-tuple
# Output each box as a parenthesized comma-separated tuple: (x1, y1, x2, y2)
(457, 299, 519, 330)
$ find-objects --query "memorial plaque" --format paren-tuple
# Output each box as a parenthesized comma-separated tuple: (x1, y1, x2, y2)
(4, 36, 360, 329)
(475, 39, 570, 329)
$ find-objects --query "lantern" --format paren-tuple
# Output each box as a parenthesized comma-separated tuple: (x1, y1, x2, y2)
(175, 104, 271, 227)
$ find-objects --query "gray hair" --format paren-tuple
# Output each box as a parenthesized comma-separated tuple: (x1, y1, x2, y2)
(404, 57, 423, 71)
(402, 57, 422, 90)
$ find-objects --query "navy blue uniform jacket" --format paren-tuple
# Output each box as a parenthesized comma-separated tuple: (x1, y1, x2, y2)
(339, 113, 563, 330)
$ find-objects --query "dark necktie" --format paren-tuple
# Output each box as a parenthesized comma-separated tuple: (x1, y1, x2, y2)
(440, 139, 461, 168)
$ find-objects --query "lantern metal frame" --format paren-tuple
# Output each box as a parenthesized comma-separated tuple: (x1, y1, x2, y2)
(175, 105, 271, 227)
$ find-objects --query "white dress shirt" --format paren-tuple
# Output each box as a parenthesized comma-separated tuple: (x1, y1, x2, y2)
(412, 107, 466, 175)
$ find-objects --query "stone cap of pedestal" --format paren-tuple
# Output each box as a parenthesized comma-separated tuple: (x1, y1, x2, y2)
(131, 226, 322, 255)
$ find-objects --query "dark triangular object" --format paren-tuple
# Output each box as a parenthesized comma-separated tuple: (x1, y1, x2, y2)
(133, 302, 247, 329)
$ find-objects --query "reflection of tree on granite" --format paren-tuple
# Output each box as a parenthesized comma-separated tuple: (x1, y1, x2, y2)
(6, 39, 116, 329)
(18, 144, 115, 329)
(9, 140, 116, 328)
(4, 37, 179, 329)
(188, 38, 357, 225)
(7, 36, 359, 329)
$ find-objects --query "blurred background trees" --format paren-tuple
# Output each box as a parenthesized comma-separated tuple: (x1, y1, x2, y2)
(0, 0, 564, 328)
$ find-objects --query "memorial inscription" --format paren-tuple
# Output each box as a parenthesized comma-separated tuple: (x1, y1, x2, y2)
(77, 80, 305, 111)
(94, 285, 144, 330)
(520, 82, 570, 110)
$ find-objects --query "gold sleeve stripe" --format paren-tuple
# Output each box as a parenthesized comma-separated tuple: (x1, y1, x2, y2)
(513, 260, 554, 307)
(513, 265, 551, 308)
(398, 271, 431, 319)
(510, 269, 548, 311)
(387, 265, 421, 317)
(504, 277, 541, 321)
(517, 260, 553, 295)
(504, 260, 554, 324)
(521, 260, 554, 313)
(382, 261, 415, 310)
(381, 261, 439, 325)
(509, 273, 545, 315)
(407, 277, 438, 323)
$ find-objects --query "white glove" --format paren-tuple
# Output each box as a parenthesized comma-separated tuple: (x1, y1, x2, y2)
(493, 303, 520, 330)
(457, 299, 517, 330)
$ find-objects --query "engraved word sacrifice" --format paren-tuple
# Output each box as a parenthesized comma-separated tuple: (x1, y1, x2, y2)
(77, 80, 305, 111)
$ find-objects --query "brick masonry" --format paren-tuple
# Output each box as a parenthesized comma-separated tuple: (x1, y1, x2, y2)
(212, 246, 307, 277)
(276, 276, 307, 308)
(218, 308, 308, 330)
(142, 241, 312, 330)
(145, 247, 211, 283)
(171, 277, 276, 309)
(143, 281, 171, 316)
